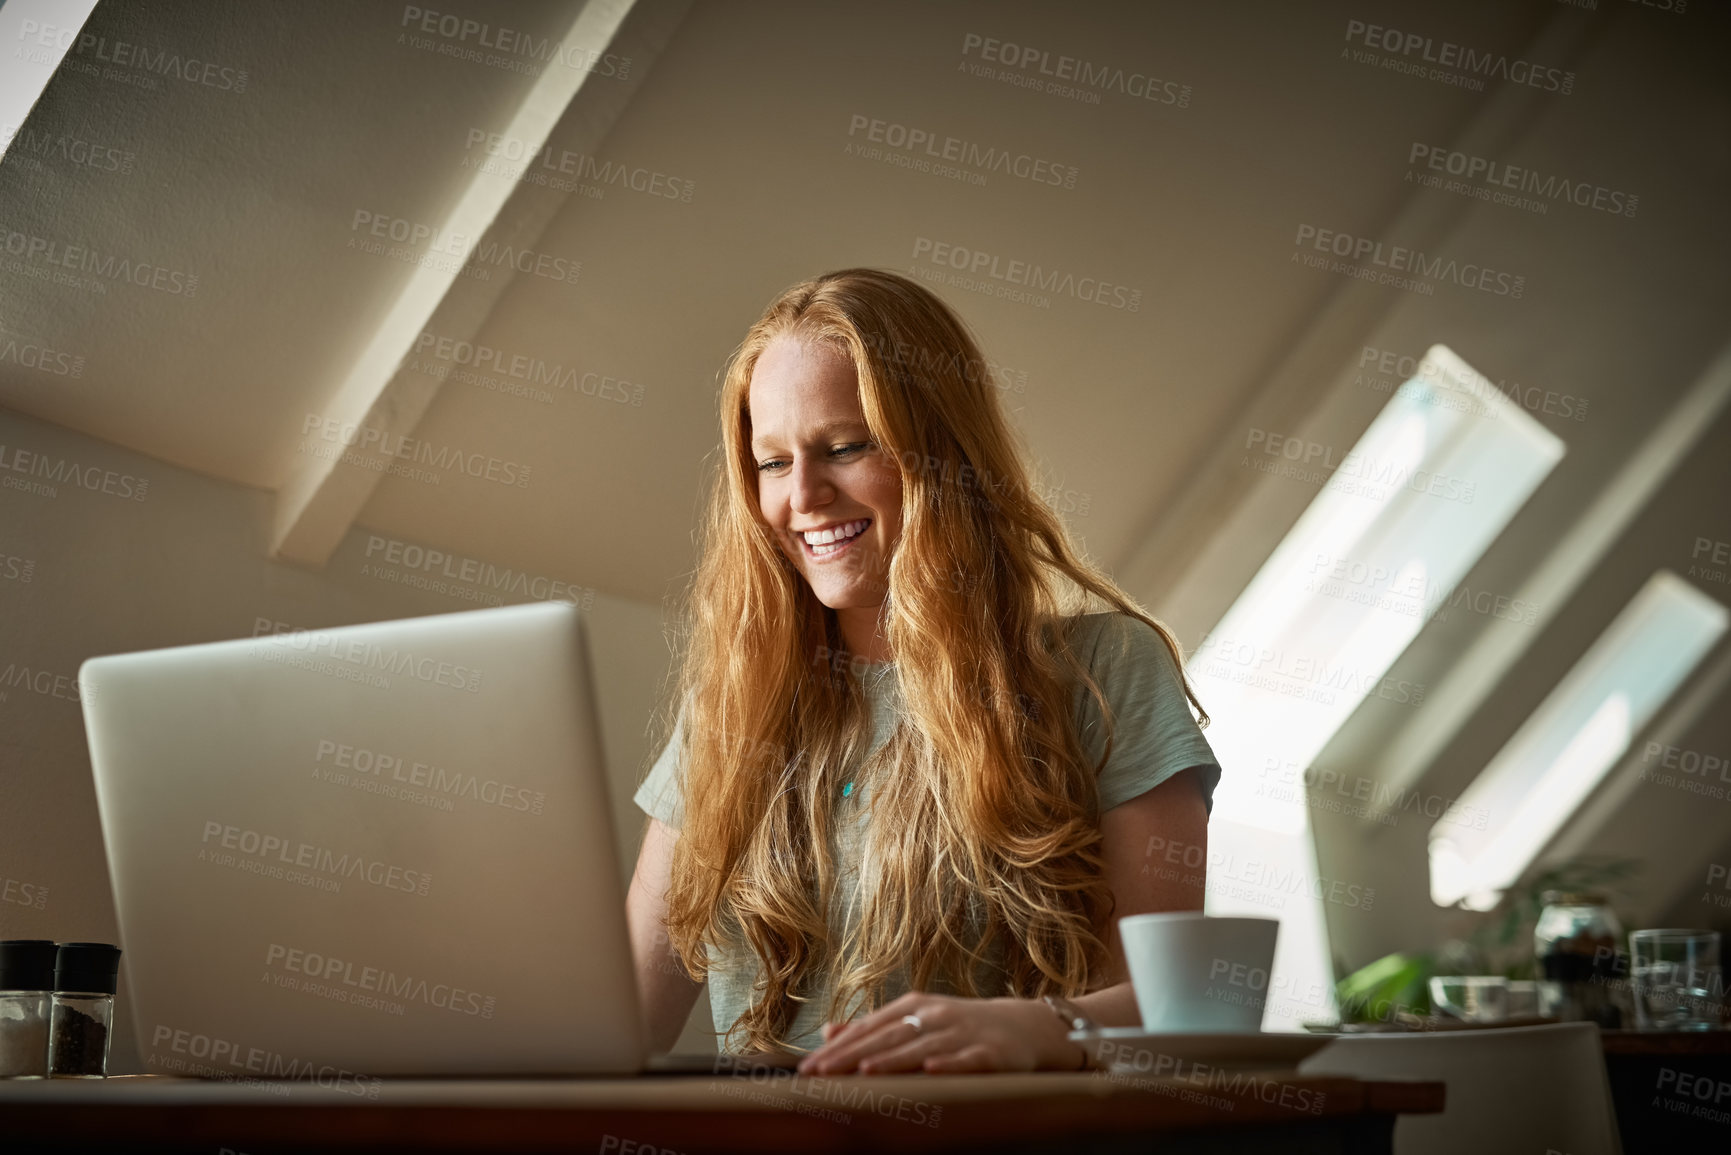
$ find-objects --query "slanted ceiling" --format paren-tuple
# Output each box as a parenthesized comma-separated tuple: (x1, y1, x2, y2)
(3, 0, 1730, 963)
(7, 0, 1633, 600)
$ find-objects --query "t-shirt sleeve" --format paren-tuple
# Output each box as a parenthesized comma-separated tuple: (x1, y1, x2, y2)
(634, 703, 687, 830)
(1073, 613, 1222, 816)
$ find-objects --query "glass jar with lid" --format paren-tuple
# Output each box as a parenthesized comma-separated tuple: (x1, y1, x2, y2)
(47, 943, 121, 1078)
(1534, 892, 1626, 1027)
(0, 940, 58, 1078)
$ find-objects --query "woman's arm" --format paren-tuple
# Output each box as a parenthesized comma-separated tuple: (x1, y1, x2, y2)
(1068, 763, 1209, 1030)
(625, 816, 705, 1053)
(798, 766, 1210, 1074)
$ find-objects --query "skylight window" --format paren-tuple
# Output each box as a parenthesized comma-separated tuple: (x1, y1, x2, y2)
(1430, 570, 1729, 910)
(1193, 344, 1565, 1027)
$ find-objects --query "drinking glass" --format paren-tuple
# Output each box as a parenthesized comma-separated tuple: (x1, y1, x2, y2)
(1428, 975, 1509, 1023)
(1630, 929, 1722, 1031)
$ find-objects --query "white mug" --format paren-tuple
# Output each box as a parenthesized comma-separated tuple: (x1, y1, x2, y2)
(1118, 913, 1281, 1033)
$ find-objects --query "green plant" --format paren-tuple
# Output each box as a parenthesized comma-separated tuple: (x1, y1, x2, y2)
(1332, 855, 1641, 1023)
(1335, 950, 1435, 1022)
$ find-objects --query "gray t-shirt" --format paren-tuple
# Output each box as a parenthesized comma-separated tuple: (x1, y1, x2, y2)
(633, 611, 1221, 1052)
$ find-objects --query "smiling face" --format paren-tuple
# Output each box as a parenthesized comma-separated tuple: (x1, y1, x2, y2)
(748, 334, 904, 660)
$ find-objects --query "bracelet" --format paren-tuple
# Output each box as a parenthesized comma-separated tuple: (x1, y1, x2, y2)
(1041, 995, 1097, 1071)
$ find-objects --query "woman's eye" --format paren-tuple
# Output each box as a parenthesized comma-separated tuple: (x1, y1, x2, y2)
(757, 444, 870, 472)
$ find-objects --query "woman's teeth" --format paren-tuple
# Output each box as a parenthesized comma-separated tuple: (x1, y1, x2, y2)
(802, 519, 870, 556)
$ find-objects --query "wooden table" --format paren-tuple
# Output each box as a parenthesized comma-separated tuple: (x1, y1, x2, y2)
(1599, 1028, 1731, 1148)
(0, 1068, 1443, 1154)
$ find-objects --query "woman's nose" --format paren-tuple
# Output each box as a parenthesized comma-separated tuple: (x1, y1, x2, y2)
(788, 456, 833, 513)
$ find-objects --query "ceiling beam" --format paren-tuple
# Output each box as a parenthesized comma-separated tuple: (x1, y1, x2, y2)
(270, 0, 692, 565)
(0, 0, 101, 153)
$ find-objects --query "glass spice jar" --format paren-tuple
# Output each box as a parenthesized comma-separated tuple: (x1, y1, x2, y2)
(1534, 892, 1626, 1027)
(47, 942, 122, 1078)
(0, 940, 58, 1078)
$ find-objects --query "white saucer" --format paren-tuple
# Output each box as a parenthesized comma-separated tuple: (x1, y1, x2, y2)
(1070, 1027, 1336, 1072)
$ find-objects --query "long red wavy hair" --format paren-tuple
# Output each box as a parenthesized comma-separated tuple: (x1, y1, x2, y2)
(658, 268, 1204, 1052)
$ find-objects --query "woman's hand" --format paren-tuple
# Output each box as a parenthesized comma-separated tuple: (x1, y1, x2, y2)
(795, 992, 1087, 1075)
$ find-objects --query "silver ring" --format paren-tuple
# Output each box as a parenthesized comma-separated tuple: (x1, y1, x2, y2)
(901, 1013, 924, 1035)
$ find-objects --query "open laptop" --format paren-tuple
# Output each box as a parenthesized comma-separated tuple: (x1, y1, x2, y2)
(80, 601, 657, 1077)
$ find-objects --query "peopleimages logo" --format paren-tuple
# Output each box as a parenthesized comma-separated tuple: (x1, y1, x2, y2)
(398, 5, 631, 78)
(1243, 427, 1477, 505)
(200, 820, 434, 897)
(1342, 18, 1574, 94)
(0, 661, 81, 704)
(314, 738, 547, 816)
(1688, 537, 1731, 590)
(2, 875, 49, 911)
(348, 210, 581, 287)
(845, 114, 1079, 189)
(0, 227, 199, 297)
(301, 414, 533, 488)
(264, 942, 497, 1018)
(959, 32, 1191, 107)
(910, 237, 1142, 311)
(0, 334, 85, 377)
(1407, 144, 1637, 219)
(711, 1057, 946, 1127)
(13, 18, 77, 53)
(1207, 851, 1376, 912)
(1195, 632, 1426, 709)
(362, 533, 597, 609)
(149, 1024, 378, 1098)
(1259, 757, 1490, 830)
(0, 442, 150, 501)
(1, 122, 137, 176)
(462, 129, 694, 202)
(251, 627, 484, 694)
(854, 327, 1027, 395)
(412, 331, 644, 407)
(1356, 344, 1588, 423)
(69, 30, 250, 93)
(1305, 551, 1540, 628)
(1294, 224, 1524, 298)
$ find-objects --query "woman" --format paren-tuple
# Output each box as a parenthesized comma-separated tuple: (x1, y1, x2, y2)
(626, 268, 1220, 1074)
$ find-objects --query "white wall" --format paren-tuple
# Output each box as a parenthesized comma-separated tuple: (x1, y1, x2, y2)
(0, 402, 717, 1069)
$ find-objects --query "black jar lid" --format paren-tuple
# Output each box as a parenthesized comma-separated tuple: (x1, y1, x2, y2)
(0, 939, 59, 990)
(53, 942, 122, 995)
(1541, 891, 1609, 907)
